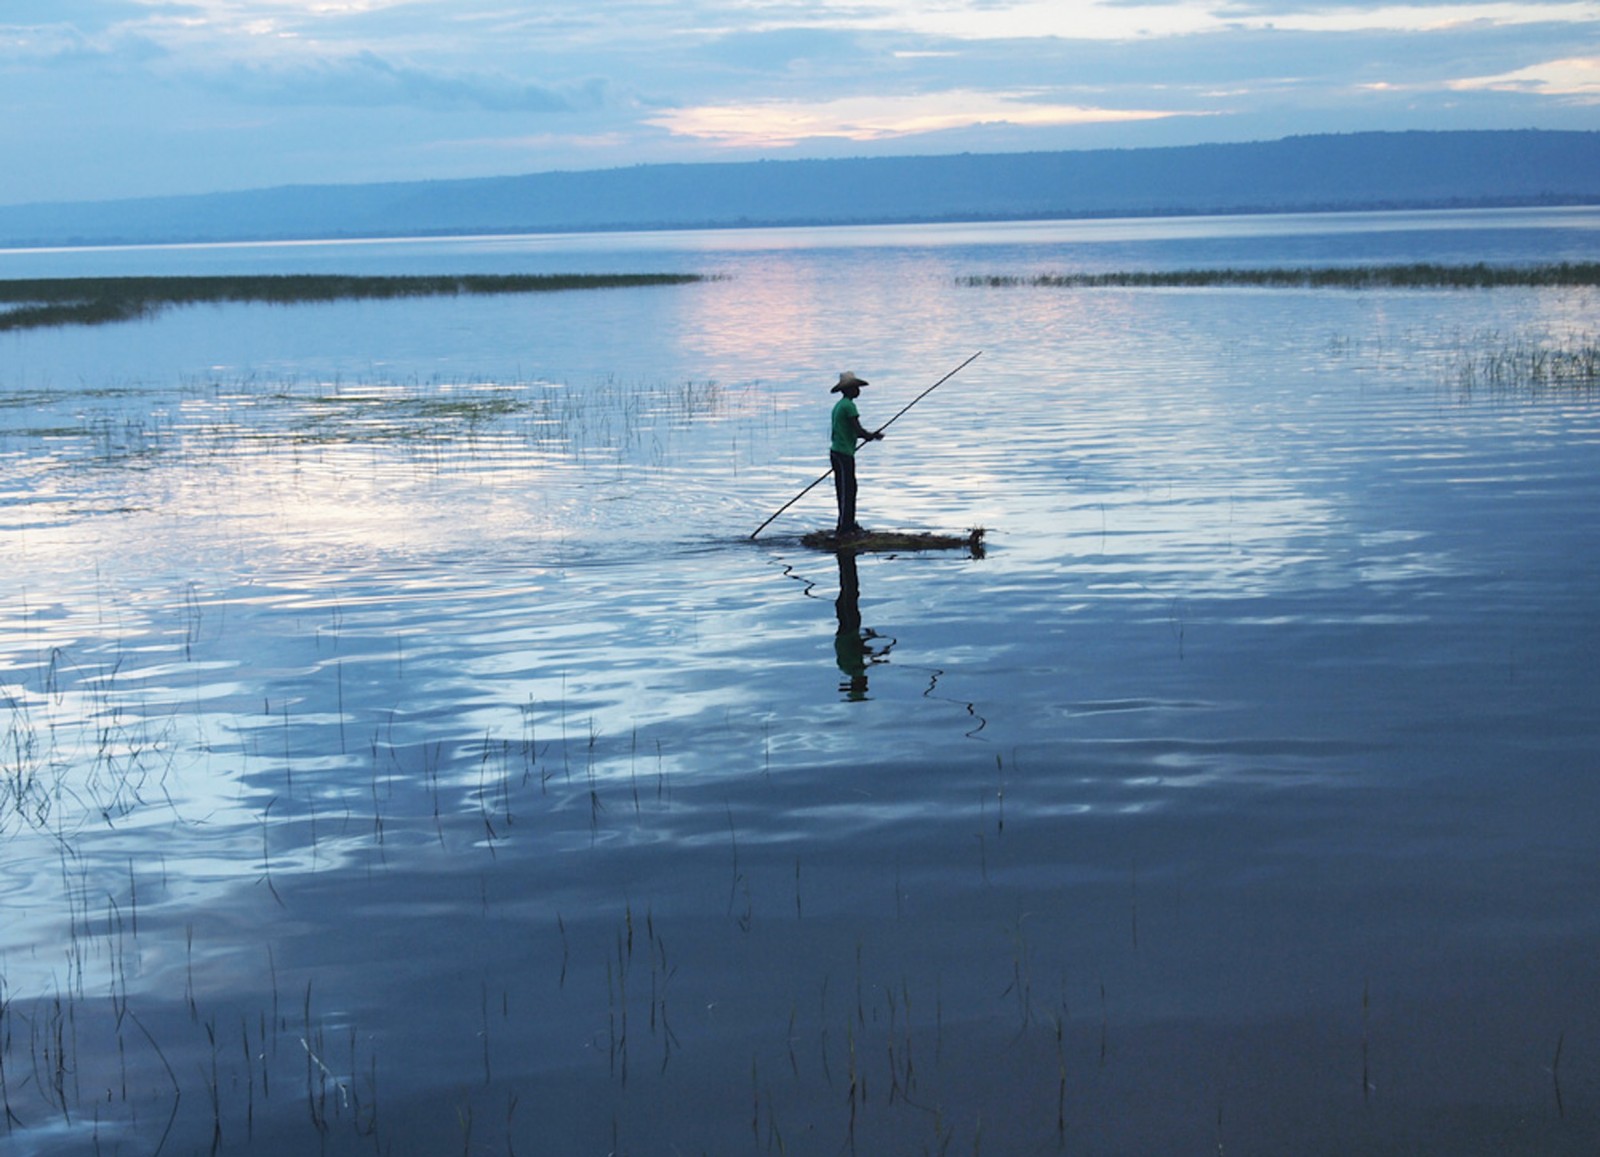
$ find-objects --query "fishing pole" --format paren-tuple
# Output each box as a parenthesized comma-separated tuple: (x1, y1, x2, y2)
(871, 349, 983, 438)
(748, 350, 983, 540)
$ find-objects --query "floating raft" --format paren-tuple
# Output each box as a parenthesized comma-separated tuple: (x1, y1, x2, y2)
(801, 528, 986, 556)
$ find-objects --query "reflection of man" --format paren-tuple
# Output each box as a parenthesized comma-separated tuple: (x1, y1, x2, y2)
(834, 551, 886, 701)
(830, 371, 883, 539)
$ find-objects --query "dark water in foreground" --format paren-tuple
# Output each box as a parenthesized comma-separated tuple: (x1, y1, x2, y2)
(2, 209, 1600, 1154)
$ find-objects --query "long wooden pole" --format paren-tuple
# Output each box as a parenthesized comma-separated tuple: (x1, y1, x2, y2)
(748, 351, 983, 540)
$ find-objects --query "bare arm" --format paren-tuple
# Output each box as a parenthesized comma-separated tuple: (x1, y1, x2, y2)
(850, 414, 883, 442)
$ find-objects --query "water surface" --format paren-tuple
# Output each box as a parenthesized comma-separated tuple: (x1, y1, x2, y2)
(2, 209, 1599, 1155)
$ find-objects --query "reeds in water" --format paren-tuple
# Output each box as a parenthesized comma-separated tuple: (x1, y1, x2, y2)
(0, 373, 747, 475)
(0, 273, 706, 332)
(1450, 331, 1600, 396)
(960, 261, 1600, 289)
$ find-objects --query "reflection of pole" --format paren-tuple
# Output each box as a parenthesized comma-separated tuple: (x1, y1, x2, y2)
(748, 351, 983, 539)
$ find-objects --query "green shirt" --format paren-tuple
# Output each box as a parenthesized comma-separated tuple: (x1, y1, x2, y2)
(830, 396, 862, 456)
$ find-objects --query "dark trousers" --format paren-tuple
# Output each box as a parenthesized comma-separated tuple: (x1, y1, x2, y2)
(831, 450, 857, 533)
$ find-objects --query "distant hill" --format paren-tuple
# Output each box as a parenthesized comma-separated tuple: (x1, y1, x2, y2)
(2, 130, 1597, 249)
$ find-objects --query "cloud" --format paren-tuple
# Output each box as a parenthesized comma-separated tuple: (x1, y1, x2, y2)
(647, 89, 1201, 147)
(195, 50, 599, 113)
(785, 0, 1600, 41)
(1222, 0, 1600, 32)
(1213, 0, 1595, 19)
(819, 0, 1224, 41)
(1449, 54, 1600, 95)
(689, 26, 878, 73)
(0, 17, 170, 66)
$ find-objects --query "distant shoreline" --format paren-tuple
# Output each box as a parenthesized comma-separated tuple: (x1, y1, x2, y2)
(5, 195, 1598, 253)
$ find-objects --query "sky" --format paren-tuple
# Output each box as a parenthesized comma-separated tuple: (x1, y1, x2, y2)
(1, 0, 1597, 207)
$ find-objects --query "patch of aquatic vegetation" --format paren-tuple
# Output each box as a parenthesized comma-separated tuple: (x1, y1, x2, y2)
(0, 375, 749, 470)
(1447, 330, 1600, 397)
(961, 262, 1600, 289)
(0, 272, 706, 331)
(264, 376, 735, 457)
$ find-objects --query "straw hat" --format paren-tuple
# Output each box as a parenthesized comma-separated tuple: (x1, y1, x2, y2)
(831, 371, 869, 393)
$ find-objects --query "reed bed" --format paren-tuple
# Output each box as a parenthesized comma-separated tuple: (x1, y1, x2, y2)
(961, 261, 1600, 289)
(0, 273, 705, 331)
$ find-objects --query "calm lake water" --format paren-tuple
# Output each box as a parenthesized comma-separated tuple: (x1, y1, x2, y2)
(3, 208, 1599, 1155)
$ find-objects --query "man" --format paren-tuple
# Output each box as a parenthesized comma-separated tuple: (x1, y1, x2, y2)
(830, 370, 883, 538)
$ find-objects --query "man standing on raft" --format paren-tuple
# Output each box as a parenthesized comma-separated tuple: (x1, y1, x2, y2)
(830, 371, 883, 539)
